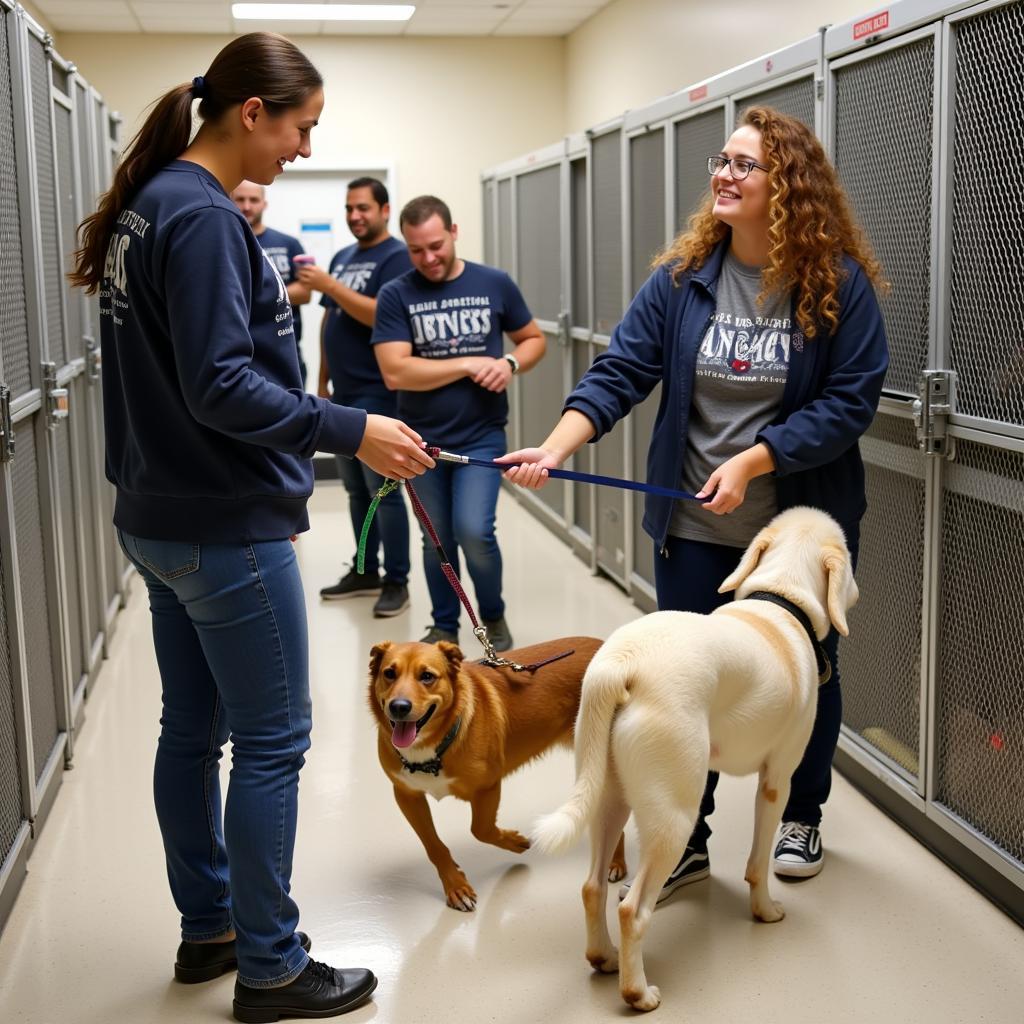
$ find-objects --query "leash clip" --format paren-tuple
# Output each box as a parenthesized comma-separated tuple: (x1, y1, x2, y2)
(474, 625, 526, 671)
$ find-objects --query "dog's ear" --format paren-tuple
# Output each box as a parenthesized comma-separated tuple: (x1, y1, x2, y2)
(436, 640, 464, 673)
(823, 545, 859, 637)
(718, 528, 775, 593)
(369, 642, 392, 678)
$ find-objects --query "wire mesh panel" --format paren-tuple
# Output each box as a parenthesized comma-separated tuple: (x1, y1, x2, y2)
(0, 14, 32, 399)
(832, 37, 934, 397)
(948, 3, 1024, 428)
(515, 165, 561, 322)
(53, 100, 80, 362)
(0, 508, 26, 867)
(497, 178, 513, 275)
(571, 339, 592, 538)
(735, 75, 815, 131)
(29, 36, 65, 368)
(74, 80, 99, 349)
(12, 424, 60, 781)
(594, 416, 626, 584)
(674, 108, 725, 230)
(72, 376, 99, 658)
(936, 439, 1024, 864)
(839, 414, 925, 781)
(592, 129, 623, 335)
(629, 128, 665, 293)
(570, 158, 589, 330)
(518, 330, 565, 518)
(101, 415, 119, 610)
(55, 421, 83, 692)
(630, 384, 661, 591)
(482, 179, 496, 269)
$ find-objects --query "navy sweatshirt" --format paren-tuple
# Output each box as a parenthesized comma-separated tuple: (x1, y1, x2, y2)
(98, 161, 366, 541)
(565, 240, 889, 551)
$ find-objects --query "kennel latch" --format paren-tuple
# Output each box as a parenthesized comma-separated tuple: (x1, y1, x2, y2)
(0, 384, 13, 463)
(912, 370, 956, 459)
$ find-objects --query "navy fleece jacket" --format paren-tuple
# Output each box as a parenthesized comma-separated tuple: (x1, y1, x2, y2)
(99, 161, 366, 541)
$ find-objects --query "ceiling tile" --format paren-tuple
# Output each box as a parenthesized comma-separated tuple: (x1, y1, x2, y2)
(34, 0, 134, 16)
(319, 19, 408, 34)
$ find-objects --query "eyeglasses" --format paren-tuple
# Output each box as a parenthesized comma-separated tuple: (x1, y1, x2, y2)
(707, 155, 769, 181)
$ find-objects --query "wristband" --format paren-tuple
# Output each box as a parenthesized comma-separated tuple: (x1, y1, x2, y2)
(504, 353, 520, 375)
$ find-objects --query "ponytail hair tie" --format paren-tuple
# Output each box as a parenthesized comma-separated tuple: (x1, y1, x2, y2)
(191, 75, 206, 98)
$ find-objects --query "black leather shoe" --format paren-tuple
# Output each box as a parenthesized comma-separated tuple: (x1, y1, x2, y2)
(232, 959, 377, 1022)
(175, 932, 311, 984)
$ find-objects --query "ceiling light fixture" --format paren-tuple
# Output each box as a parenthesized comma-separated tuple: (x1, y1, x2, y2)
(232, 4, 415, 21)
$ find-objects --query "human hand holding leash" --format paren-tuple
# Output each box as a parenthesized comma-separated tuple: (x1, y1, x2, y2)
(697, 442, 775, 514)
(357, 415, 435, 479)
(494, 447, 562, 489)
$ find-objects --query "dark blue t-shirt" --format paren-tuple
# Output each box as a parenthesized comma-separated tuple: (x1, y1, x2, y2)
(321, 236, 411, 408)
(256, 225, 305, 342)
(98, 160, 366, 542)
(372, 261, 533, 448)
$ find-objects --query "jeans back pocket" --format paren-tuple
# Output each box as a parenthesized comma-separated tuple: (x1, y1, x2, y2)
(119, 531, 200, 581)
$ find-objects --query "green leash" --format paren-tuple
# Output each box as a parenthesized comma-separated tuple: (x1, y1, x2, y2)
(357, 479, 401, 574)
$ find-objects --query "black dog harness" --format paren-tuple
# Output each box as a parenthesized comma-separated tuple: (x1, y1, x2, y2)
(398, 716, 462, 777)
(745, 591, 832, 685)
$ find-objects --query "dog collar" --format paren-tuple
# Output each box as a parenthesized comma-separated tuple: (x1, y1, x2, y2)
(398, 716, 462, 777)
(745, 591, 832, 685)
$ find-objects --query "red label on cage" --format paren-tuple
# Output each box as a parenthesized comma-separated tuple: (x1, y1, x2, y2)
(688, 85, 708, 103)
(853, 11, 889, 39)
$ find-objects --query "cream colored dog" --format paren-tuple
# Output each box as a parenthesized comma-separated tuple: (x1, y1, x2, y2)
(532, 506, 859, 1013)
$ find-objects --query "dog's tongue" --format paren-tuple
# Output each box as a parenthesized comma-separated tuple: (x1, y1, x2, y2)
(392, 721, 418, 748)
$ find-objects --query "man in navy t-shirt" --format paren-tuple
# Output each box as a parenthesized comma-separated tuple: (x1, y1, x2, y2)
(231, 181, 311, 384)
(294, 178, 413, 618)
(372, 195, 545, 650)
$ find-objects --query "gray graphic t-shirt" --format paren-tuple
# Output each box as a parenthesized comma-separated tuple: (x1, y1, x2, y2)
(669, 250, 792, 548)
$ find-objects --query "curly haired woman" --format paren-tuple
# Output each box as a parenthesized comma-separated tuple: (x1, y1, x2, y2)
(499, 106, 889, 900)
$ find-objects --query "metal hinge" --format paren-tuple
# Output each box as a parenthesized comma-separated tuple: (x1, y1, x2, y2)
(815, 76, 824, 100)
(557, 310, 571, 348)
(42, 362, 69, 428)
(0, 384, 14, 463)
(85, 335, 101, 382)
(912, 370, 956, 459)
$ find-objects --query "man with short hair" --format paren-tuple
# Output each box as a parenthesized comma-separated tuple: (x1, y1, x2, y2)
(372, 195, 546, 650)
(295, 178, 413, 618)
(230, 181, 311, 383)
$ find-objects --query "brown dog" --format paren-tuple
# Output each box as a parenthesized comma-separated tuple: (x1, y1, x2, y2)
(368, 637, 627, 911)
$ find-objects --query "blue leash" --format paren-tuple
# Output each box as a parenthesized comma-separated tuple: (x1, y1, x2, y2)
(424, 446, 702, 502)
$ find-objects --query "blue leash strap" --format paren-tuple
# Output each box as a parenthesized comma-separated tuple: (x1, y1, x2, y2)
(424, 446, 703, 502)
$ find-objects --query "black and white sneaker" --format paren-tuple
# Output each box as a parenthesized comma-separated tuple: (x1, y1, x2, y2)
(772, 822, 823, 878)
(618, 847, 710, 906)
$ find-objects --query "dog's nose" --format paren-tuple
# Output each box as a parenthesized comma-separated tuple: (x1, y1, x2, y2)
(388, 699, 413, 720)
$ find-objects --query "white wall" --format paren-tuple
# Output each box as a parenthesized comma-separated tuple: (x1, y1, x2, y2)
(565, 0, 885, 133)
(53, 32, 566, 262)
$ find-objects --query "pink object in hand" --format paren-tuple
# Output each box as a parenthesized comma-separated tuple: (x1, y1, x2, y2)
(292, 254, 315, 266)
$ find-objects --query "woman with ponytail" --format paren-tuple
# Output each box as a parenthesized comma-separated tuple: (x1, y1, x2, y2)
(72, 32, 424, 1021)
(500, 107, 889, 901)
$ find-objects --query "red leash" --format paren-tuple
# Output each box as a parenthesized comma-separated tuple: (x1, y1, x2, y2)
(402, 479, 573, 672)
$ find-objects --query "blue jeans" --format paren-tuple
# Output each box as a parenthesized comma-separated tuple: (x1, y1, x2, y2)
(408, 428, 506, 635)
(117, 530, 311, 988)
(654, 533, 857, 845)
(335, 455, 410, 584)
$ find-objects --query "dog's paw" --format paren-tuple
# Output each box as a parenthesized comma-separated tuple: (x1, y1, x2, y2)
(445, 879, 478, 912)
(623, 984, 661, 1012)
(497, 829, 530, 854)
(607, 860, 627, 883)
(586, 949, 619, 974)
(752, 898, 785, 923)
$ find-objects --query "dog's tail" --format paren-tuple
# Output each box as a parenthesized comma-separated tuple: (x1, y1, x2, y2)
(531, 645, 633, 854)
